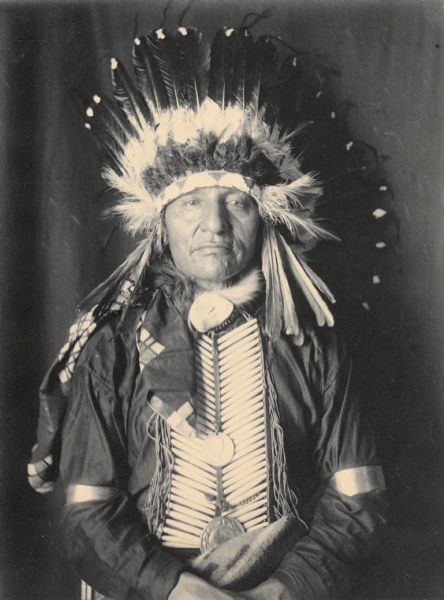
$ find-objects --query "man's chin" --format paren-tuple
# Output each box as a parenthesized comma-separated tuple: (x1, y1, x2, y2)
(192, 265, 240, 289)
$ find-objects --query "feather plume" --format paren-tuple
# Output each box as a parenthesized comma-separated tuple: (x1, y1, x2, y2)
(276, 232, 335, 327)
(262, 225, 284, 339)
(249, 35, 278, 115)
(208, 28, 236, 109)
(98, 94, 138, 138)
(175, 27, 211, 109)
(259, 175, 335, 241)
(85, 118, 124, 175)
(91, 94, 137, 139)
(147, 29, 185, 109)
(262, 225, 303, 343)
(132, 36, 169, 114)
(102, 151, 157, 235)
(297, 258, 336, 304)
(263, 53, 303, 130)
(275, 55, 304, 131)
(105, 195, 157, 235)
(229, 28, 255, 108)
(110, 58, 151, 128)
(267, 226, 303, 339)
(86, 96, 132, 158)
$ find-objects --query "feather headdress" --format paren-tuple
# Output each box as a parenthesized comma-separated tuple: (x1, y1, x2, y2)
(86, 29, 327, 239)
(84, 25, 338, 338)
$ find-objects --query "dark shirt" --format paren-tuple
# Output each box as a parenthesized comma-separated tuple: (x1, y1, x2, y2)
(56, 291, 387, 600)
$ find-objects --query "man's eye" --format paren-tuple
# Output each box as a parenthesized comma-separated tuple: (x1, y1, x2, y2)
(182, 198, 200, 207)
(226, 196, 250, 209)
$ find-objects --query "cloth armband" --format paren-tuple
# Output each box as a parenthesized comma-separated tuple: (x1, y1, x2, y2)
(331, 466, 386, 496)
(65, 484, 117, 504)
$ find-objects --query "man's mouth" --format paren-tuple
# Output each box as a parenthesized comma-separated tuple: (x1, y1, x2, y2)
(194, 243, 231, 252)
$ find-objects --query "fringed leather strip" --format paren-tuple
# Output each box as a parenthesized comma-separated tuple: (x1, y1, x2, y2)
(265, 368, 308, 530)
(144, 412, 174, 537)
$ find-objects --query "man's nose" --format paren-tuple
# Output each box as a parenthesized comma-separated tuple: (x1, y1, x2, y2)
(200, 196, 230, 234)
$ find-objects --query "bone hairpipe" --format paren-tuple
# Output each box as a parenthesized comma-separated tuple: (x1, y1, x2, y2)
(160, 318, 270, 550)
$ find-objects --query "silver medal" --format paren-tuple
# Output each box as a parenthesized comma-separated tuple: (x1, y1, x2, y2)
(200, 515, 245, 552)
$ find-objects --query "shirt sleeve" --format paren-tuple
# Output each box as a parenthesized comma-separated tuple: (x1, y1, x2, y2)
(58, 321, 186, 600)
(273, 332, 389, 599)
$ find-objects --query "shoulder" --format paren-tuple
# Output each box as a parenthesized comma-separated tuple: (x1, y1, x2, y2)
(70, 306, 145, 386)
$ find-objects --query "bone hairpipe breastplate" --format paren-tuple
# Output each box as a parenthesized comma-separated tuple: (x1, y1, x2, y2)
(160, 318, 270, 551)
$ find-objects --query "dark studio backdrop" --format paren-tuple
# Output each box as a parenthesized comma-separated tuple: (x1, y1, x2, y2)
(0, 0, 443, 598)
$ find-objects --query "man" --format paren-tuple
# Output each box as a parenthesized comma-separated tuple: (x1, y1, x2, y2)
(28, 25, 388, 600)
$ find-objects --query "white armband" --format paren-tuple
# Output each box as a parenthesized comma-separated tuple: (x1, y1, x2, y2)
(66, 484, 117, 504)
(332, 466, 386, 496)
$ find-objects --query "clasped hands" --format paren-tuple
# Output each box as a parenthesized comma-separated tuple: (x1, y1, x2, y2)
(169, 572, 293, 600)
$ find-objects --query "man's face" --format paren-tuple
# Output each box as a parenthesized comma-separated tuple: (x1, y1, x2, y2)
(164, 186, 260, 288)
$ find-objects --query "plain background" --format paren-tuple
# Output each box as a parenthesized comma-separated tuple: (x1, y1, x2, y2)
(0, 0, 443, 598)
